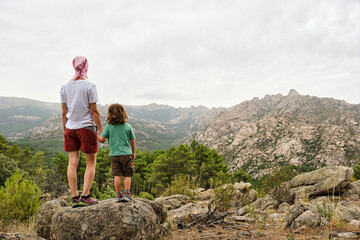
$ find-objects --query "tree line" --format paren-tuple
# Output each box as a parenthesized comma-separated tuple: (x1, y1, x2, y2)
(0, 134, 251, 200)
(1, 133, 360, 225)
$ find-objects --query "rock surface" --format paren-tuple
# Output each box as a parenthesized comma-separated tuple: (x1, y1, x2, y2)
(254, 195, 278, 211)
(167, 203, 209, 225)
(137, 198, 167, 224)
(155, 194, 190, 210)
(334, 201, 360, 223)
(196, 189, 215, 201)
(35, 199, 67, 239)
(285, 204, 329, 230)
(289, 166, 353, 199)
(192, 90, 360, 177)
(0, 233, 45, 240)
(36, 199, 164, 240)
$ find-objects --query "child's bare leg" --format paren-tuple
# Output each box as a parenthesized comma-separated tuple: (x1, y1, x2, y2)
(124, 177, 131, 191)
(114, 176, 122, 193)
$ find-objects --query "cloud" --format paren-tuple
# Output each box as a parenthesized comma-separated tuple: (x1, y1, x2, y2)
(0, 0, 359, 107)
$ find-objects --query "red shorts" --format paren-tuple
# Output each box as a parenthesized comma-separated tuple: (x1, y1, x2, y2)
(64, 128, 98, 153)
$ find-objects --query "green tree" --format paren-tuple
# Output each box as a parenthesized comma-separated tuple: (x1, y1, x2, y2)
(231, 168, 252, 184)
(17, 147, 32, 170)
(191, 140, 229, 188)
(132, 150, 153, 195)
(95, 148, 111, 191)
(52, 153, 68, 183)
(29, 151, 47, 187)
(0, 170, 41, 222)
(42, 153, 69, 197)
(0, 154, 18, 187)
(162, 175, 195, 199)
(149, 144, 195, 194)
(262, 165, 297, 194)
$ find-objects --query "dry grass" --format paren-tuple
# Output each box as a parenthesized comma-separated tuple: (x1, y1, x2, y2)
(0, 217, 37, 236)
(162, 217, 360, 240)
(1, 218, 359, 240)
(162, 224, 360, 240)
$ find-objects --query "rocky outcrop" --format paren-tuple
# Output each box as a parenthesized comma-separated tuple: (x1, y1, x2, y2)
(245, 166, 360, 231)
(192, 90, 360, 177)
(196, 189, 215, 201)
(36, 200, 67, 239)
(335, 201, 360, 223)
(233, 182, 257, 207)
(36, 199, 165, 240)
(167, 203, 209, 226)
(285, 204, 329, 231)
(254, 195, 279, 211)
(155, 194, 190, 210)
(289, 166, 353, 199)
(137, 198, 167, 224)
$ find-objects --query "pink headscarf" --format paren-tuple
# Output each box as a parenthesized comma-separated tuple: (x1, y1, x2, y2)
(72, 56, 89, 80)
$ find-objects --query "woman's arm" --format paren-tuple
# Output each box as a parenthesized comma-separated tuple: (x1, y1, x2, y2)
(90, 103, 104, 134)
(61, 103, 68, 132)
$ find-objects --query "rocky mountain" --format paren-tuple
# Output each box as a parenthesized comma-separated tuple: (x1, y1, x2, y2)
(0, 97, 221, 151)
(0, 97, 59, 138)
(193, 90, 360, 177)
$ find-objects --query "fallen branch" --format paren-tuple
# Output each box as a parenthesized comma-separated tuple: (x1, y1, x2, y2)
(184, 195, 236, 229)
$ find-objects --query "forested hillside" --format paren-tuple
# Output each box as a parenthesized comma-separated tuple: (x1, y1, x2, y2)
(0, 97, 59, 138)
(0, 97, 221, 151)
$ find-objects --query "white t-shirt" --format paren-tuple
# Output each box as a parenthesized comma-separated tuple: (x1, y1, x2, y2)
(60, 79, 99, 130)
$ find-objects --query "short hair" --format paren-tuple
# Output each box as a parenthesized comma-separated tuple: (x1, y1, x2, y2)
(106, 103, 128, 124)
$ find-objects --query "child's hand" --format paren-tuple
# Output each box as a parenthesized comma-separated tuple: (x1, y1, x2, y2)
(98, 135, 107, 143)
(132, 153, 136, 159)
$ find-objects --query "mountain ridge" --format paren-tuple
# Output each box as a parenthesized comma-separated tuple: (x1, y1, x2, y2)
(192, 90, 360, 177)
(0, 97, 222, 151)
(2, 91, 359, 175)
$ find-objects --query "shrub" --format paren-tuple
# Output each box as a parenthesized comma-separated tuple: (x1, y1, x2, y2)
(138, 192, 155, 200)
(98, 186, 116, 200)
(353, 163, 360, 180)
(89, 181, 101, 199)
(230, 168, 251, 184)
(161, 175, 195, 199)
(0, 170, 41, 222)
(262, 165, 296, 206)
(213, 184, 236, 212)
(316, 201, 334, 221)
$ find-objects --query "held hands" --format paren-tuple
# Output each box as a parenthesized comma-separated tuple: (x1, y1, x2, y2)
(98, 135, 107, 143)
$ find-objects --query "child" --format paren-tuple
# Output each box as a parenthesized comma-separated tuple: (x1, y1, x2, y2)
(98, 103, 136, 202)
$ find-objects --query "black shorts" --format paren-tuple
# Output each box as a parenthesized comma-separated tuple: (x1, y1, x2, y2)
(111, 155, 135, 177)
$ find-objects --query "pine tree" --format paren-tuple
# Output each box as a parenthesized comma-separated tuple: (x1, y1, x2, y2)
(0, 170, 41, 222)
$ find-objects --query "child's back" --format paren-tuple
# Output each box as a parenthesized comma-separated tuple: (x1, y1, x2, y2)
(98, 104, 136, 202)
(103, 123, 134, 156)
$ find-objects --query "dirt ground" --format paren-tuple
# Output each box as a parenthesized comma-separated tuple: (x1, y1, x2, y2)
(161, 221, 360, 240)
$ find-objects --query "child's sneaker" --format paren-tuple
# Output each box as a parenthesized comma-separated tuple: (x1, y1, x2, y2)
(80, 195, 98, 206)
(116, 192, 124, 202)
(72, 195, 81, 208)
(123, 191, 133, 202)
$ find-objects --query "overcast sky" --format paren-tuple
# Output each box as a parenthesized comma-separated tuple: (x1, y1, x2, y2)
(0, 0, 359, 108)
